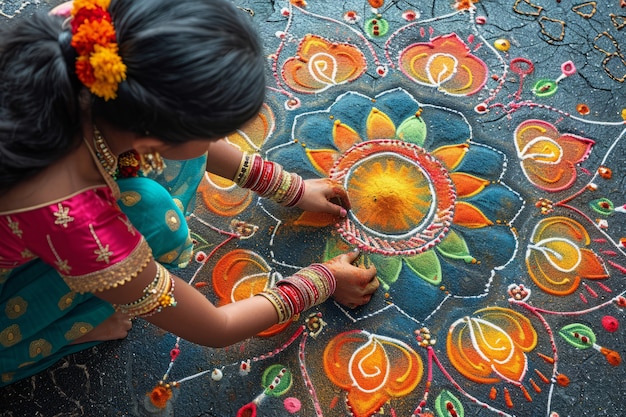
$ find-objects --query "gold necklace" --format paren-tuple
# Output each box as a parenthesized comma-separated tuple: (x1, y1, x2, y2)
(92, 125, 118, 176)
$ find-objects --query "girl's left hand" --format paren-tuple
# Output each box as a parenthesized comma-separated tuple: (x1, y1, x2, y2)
(294, 178, 350, 217)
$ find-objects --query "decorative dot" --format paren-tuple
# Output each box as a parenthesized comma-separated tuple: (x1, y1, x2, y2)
(576, 103, 590, 115)
(598, 166, 612, 179)
(284, 397, 301, 413)
(211, 368, 223, 381)
(494, 39, 510, 51)
(601, 315, 619, 332)
(402, 10, 419, 21)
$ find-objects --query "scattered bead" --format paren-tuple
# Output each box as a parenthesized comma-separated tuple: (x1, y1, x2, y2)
(601, 315, 619, 332)
(576, 103, 590, 115)
(211, 368, 223, 381)
(494, 39, 510, 51)
(561, 60, 577, 76)
(239, 360, 252, 376)
(402, 10, 419, 21)
(343, 10, 360, 24)
(284, 397, 301, 414)
(597, 166, 612, 179)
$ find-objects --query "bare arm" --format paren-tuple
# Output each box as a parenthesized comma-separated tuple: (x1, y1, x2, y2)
(94, 251, 378, 348)
(205, 139, 244, 180)
(94, 261, 279, 347)
(205, 139, 350, 216)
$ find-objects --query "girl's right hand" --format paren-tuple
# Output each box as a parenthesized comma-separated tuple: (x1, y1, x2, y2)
(324, 250, 379, 309)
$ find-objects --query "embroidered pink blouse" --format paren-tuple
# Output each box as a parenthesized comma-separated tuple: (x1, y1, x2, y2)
(0, 186, 151, 293)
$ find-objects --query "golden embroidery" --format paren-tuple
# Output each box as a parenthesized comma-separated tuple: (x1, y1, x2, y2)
(5, 296, 27, 319)
(58, 292, 76, 311)
(53, 203, 75, 228)
(1, 373, 15, 384)
(0, 269, 10, 284)
(0, 324, 22, 347)
(18, 361, 35, 368)
(62, 238, 152, 293)
(158, 249, 179, 265)
(6, 216, 23, 238)
(120, 191, 142, 207)
(64, 322, 94, 341)
(173, 198, 184, 212)
(90, 224, 113, 264)
(118, 216, 136, 236)
(46, 234, 72, 274)
(29, 339, 52, 358)
(165, 209, 181, 232)
(20, 249, 35, 259)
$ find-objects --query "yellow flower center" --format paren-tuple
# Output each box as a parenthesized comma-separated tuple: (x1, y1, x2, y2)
(348, 155, 432, 235)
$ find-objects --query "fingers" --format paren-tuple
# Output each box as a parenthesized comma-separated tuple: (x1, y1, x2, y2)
(330, 184, 351, 211)
(342, 248, 361, 264)
(328, 199, 348, 217)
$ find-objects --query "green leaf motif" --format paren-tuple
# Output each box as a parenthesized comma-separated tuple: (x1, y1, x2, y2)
(405, 249, 442, 285)
(261, 364, 292, 397)
(436, 229, 475, 263)
(435, 389, 464, 417)
(558, 323, 596, 349)
(589, 198, 614, 216)
(396, 114, 427, 146)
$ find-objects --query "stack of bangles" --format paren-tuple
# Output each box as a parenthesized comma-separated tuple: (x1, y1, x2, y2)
(233, 152, 305, 207)
(113, 263, 177, 318)
(257, 264, 336, 324)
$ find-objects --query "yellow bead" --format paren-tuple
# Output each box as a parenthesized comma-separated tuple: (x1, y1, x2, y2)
(494, 39, 510, 51)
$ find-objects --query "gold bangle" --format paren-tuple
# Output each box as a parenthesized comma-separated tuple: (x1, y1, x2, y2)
(114, 263, 177, 318)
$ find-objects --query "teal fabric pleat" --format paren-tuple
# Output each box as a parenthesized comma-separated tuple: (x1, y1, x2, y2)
(0, 260, 114, 387)
(0, 155, 206, 386)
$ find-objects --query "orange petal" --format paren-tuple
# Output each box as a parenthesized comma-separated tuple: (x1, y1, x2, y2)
(453, 201, 493, 228)
(366, 108, 396, 140)
(305, 148, 338, 176)
(431, 143, 468, 170)
(198, 175, 253, 217)
(333, 119, 362, 152)
(449, 172, 490, 198)
(211, 249, 271, 301)
(577, 248, 610, 279)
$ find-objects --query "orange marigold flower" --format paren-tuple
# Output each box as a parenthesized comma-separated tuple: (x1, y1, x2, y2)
(71, 19, 116, 55)
(70, 0, 124, 100)
(75, 56, 96, 87)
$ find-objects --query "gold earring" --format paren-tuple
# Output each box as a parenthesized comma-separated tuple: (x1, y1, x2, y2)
(139, 152, 165, 175)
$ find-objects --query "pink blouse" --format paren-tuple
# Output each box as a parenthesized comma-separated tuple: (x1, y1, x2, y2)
(0, 186, 151, 293)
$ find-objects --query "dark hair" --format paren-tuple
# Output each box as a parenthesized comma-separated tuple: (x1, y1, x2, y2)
(0, 12, 82, 193)
(0, 0, 266, 193)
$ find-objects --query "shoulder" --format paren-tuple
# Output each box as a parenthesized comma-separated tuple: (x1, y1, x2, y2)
(0, 141, 105, 212)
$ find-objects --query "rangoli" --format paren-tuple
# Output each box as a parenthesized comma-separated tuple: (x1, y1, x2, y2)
(2, 0, 626, 416)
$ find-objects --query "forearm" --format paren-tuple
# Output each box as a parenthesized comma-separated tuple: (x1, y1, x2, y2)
(145, 278, 279, 348)
(205, 139, 244, 180)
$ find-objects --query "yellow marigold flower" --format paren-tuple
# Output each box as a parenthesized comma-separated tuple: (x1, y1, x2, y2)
(90, 44, 127, 100)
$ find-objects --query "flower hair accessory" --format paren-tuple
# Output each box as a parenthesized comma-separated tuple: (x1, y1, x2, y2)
(70, 0, 126, 100)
